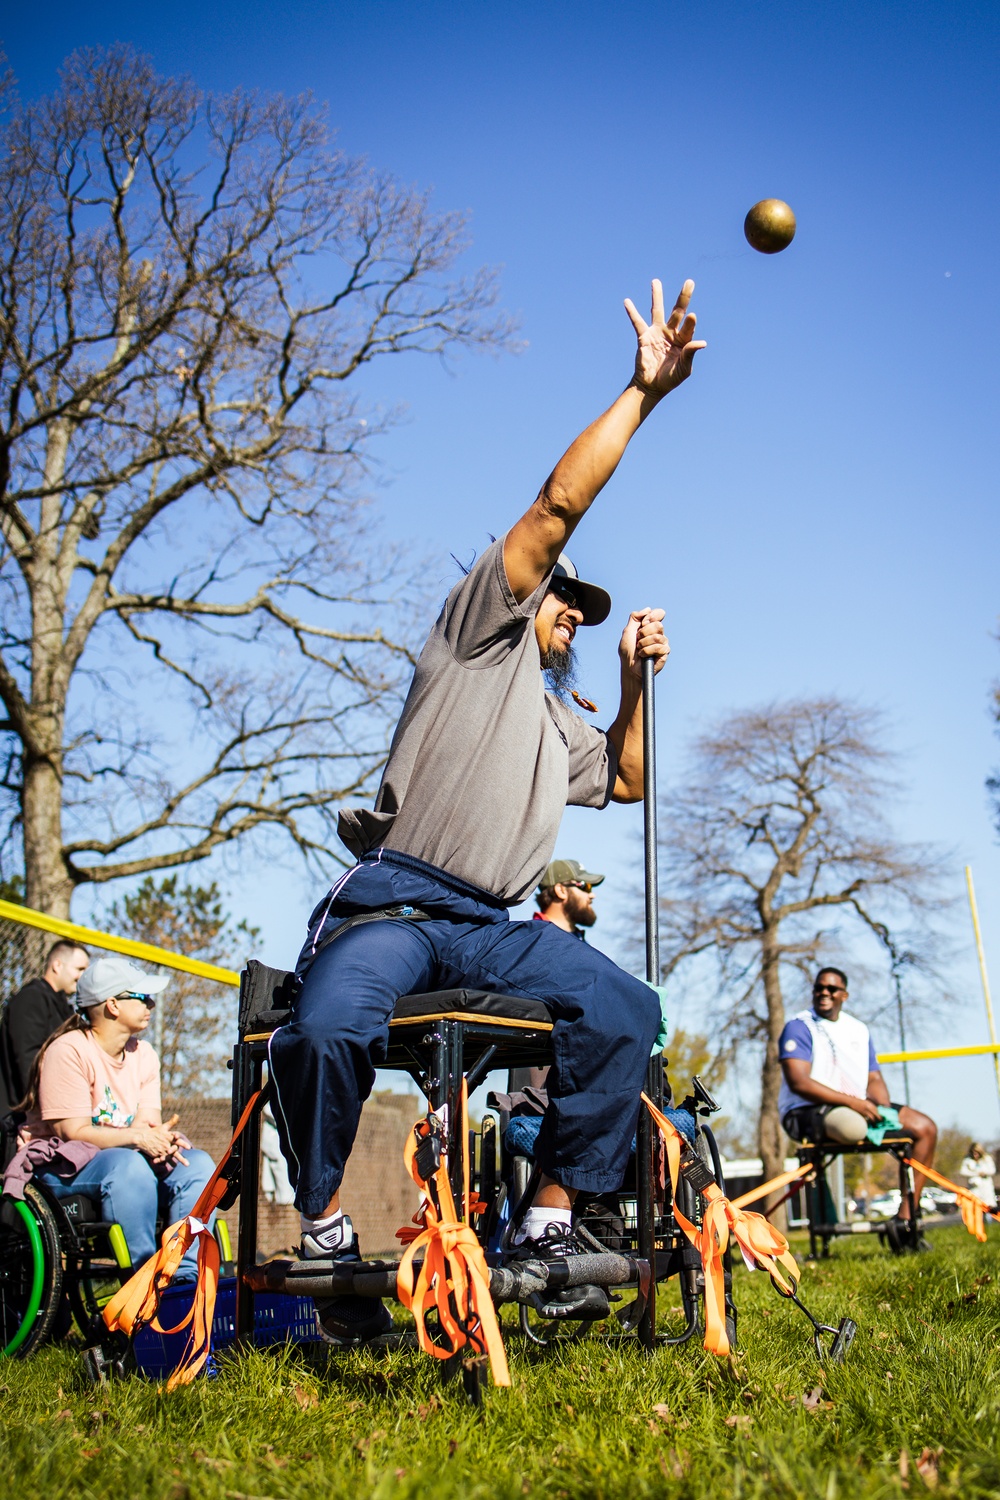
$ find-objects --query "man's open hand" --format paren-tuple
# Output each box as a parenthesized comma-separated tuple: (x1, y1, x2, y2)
(624, 279, 705, 396)
(619, 608, 669, 680)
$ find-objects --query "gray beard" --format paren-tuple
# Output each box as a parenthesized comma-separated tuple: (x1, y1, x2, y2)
(540, 643, 577, 698)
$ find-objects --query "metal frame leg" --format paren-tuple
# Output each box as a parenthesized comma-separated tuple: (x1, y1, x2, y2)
(235, 1047, 264, 1346)
(897, 1147, 920, 1249)
(637, 1056, 661, 1350)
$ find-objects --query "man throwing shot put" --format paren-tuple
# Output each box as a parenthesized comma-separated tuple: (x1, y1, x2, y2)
(269, 278, 705, 1340)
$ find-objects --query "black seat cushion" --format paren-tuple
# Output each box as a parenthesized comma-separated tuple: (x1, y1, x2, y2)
(238, 961, 553, 1035)
(392, 988, 552, 1025)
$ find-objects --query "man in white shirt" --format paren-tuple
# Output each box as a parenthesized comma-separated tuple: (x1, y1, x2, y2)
(778, 966, 938, 1236)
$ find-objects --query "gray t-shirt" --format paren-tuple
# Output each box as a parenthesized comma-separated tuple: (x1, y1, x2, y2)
(337, 537, 616, 904)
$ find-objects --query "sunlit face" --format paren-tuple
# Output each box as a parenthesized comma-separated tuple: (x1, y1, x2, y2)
(812, 971, 848, 1021)
(563, 883, 597, 928)
(110, 992, 157, 1035)
(534, 583, 584, 665)
(47, 947, 90, 995)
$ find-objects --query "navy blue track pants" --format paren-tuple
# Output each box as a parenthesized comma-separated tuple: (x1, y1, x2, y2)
(268, 849, 660, 1218)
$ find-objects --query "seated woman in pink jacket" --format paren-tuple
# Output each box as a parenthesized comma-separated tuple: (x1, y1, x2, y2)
(23, 955, 213, 1279)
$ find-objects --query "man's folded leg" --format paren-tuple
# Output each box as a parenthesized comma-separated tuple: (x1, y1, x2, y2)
(268, 917, 436, 1341)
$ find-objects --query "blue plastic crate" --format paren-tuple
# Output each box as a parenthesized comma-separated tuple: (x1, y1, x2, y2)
(131, 1276, 320, 1376)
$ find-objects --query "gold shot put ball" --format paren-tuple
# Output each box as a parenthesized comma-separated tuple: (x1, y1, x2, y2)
(744, 198, 796, 254)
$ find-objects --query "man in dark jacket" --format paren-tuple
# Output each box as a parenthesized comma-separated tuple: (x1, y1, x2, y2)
(0, 940, 90, 1114)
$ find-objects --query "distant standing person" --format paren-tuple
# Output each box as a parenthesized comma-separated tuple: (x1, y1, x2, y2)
(960, 1142, 997, 1209)
(0, 940, 90, 1117)
(533, 858, 604, 939)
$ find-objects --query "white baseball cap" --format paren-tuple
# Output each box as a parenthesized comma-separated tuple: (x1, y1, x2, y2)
(75, 956, 170, 1009)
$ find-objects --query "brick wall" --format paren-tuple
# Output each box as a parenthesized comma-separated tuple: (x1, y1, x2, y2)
(174, 1090, 422, 1258)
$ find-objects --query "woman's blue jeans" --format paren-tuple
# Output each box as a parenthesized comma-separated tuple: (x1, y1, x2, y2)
(38, 1146, 216, 1281)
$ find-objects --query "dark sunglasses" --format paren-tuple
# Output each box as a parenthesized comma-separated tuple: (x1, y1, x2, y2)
(566, 880, 593, 894)
(118, 992, 156, 1007)
(550, 580, 580, 611)
(813, 984, 845, 996)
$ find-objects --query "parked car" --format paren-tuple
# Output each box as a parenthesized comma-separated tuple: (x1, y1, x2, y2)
(921, 1186, 958, 1212)
(867, 1191, 901, 1219)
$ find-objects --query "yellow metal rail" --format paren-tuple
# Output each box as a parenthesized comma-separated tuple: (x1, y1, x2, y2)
(877, 1043, 1000, 1065)
(0, 898, 239, 987)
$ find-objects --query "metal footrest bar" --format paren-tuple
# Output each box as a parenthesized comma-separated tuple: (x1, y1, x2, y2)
(245, 1251, 650, 1307)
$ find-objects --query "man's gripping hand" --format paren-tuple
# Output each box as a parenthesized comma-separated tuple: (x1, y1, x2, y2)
(619, 608, 669, 680)
(624, 279, 706, 397)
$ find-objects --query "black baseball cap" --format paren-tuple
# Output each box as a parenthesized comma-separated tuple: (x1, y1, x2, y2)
(552, 554, 611, 627)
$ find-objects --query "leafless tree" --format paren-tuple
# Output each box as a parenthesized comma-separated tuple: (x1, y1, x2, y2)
(0, 47, 515, 918)
(987, 667, 1000, 838)
(652, 698, 948, 1221)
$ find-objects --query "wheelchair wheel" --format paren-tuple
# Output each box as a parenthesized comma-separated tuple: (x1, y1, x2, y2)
(0, 1185, 63, 1357)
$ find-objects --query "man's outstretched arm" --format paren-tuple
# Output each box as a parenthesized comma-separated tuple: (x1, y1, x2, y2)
(504, 278, 705, 602)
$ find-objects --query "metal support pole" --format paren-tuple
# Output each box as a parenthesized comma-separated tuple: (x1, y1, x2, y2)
(893, 966, 912, 1107)
(965, 865, 1000, 1130)
(642, 657, 660, 990)
(637, 656, 659, 1349)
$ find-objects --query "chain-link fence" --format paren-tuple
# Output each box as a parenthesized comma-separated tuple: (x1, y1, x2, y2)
(0, 898, 240, 1105)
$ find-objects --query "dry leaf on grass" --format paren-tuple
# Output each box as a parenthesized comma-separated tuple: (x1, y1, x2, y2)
(651, 1404, 672, 1423)
(899, 1449, 910, 1484)
(724, 1414, 753, 1429)
(292, 1385, 318, 1411)
(916, 1447, 942, 1488)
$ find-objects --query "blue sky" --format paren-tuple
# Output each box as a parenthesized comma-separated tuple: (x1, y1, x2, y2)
(6, 1, 1000, 1133)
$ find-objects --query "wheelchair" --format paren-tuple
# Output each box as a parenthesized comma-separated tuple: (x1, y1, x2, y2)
(224, 959, 740, 1376)
(0, 1119, 233, 1360)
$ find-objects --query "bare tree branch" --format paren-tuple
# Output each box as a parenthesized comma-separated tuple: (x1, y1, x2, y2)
(642, 697, 952, 1222)
(0, 46, 517, 916)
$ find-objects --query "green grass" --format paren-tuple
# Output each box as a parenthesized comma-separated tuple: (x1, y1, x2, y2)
(2, 1227, 999, 1499)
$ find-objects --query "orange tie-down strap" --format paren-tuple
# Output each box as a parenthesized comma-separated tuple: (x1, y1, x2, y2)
(904, 1157, 1000, 1243)
(729, 1163, 816, 1211)
(396, 1082, 510, 1389)
(641, 1093, 802, 1358)
(102, 1088, 264, 1390)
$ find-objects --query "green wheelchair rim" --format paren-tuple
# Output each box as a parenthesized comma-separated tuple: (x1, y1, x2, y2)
(2, 1200, 46, 1357)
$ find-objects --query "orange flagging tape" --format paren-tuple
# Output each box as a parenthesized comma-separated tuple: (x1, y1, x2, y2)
(642, 1093, 802, 1357)
(103, 1089, 263, 1389)
(729, 1163, 816, 1211)
(904, 1158, 1000, 1243)
(396, 1083, 510, 1388)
